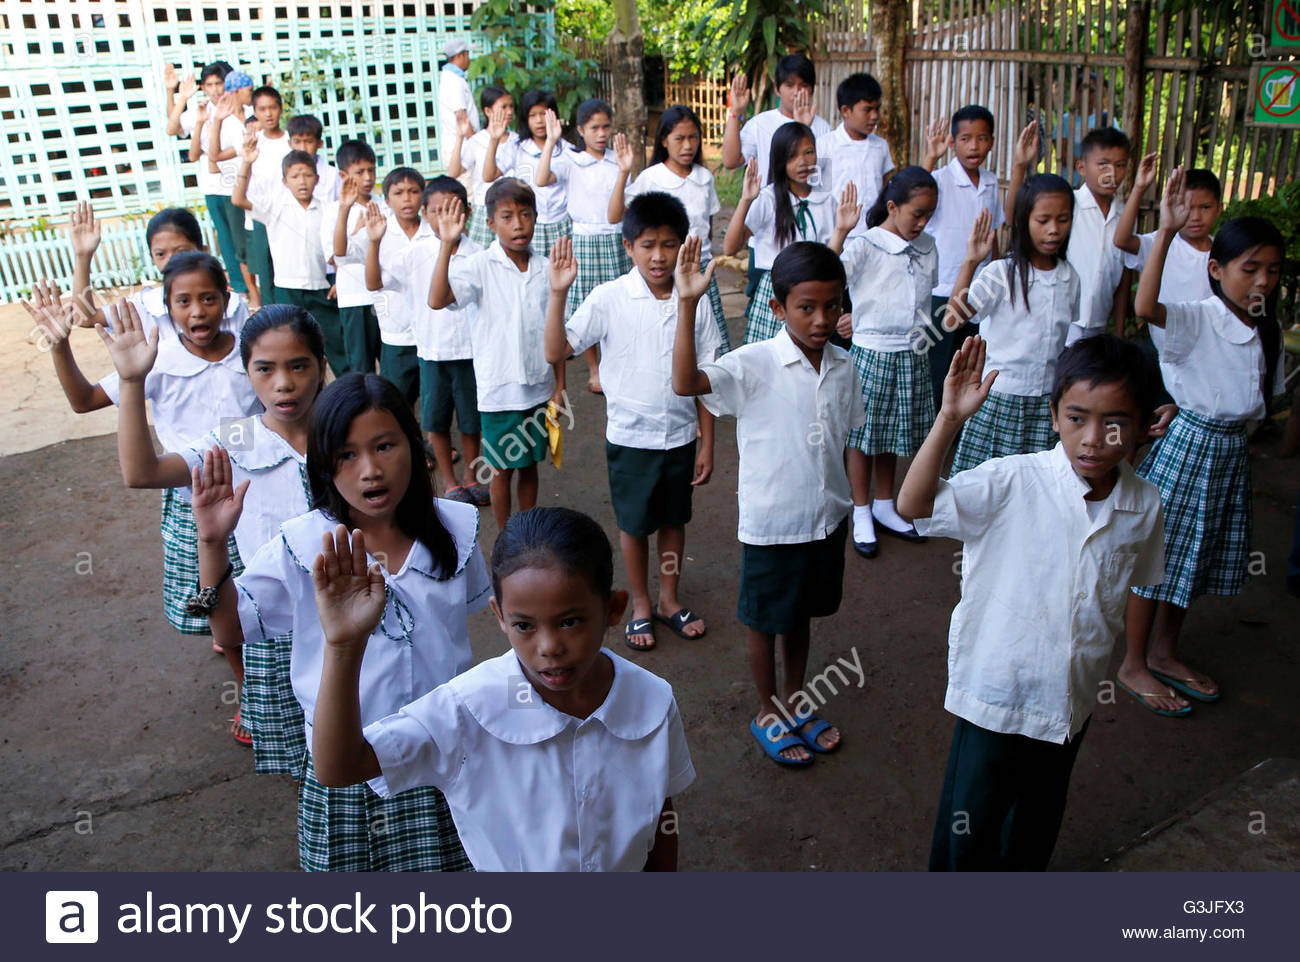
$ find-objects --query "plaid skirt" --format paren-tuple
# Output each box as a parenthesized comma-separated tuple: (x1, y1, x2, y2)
(534, 215, 573, 259)
(298, 760, 473, 872)
(1133, 408, 1251, 608)
(160, 489, 241, 635)
(950, 390, 1056, 475)
(702, 264, 731, 355)
(565, 231, 632, 320)
(466, 204, 493, 248)
(241, 632, 307, 778)
(847, 346, 935, 456)
(744, 270, 779, 344)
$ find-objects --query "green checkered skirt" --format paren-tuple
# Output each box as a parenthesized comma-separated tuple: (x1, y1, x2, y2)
(533, 216, 572, 258)
(1133, 408, 1251, 608)
(702, 265, 731, 355)
(160, 489, 241, 635)
(565, 231, 632, 320)
(466, 204, 493, 248)
(297, 760, 473, 872)
(847, 345, 935, 456)
(950, 390, 1056, 475)
(241, 632, 306, 778)
(743, 270, 779, 344)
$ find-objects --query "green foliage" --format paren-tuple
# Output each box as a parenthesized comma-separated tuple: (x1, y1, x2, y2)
(713, 163, 743, 208)
(690, 0, 828, 101)
(555, 0, 727, 77)
(471, 0, 601, 120)
(1219, 179, 1300, 324)
(269, 49, 375, 136)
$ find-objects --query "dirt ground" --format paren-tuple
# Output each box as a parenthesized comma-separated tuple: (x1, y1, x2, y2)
(1, 266, 1298, 872)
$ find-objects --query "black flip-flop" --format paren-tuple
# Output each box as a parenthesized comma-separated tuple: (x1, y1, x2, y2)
(653, 607, 706, 639)
(624, 618, 656, 651)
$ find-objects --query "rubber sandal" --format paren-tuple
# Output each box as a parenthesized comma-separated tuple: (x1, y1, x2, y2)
(653, 607, 706, 639)
(790, 712, 841, 753)
(465, 481, 491, 506)
(443, 485, 476, 504)
(624, 618, 656, 651)
(1117, 680, 1192, 717)
(749, 718, 813, 768)
(231, 707, 253, 746)
(1149, 668, 1221, 703)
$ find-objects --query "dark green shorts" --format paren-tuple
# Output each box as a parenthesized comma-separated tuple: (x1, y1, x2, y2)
(380, 343, 419, 404)
(340, 304, 380, 376)
(605, 440, 695, 537)
(419, 358, 480, 435)
(480, 403, 548, 470)
(737, 518, 848, 635)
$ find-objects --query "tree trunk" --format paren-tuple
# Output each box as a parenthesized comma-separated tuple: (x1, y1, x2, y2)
(1120, 1, 1150, 194)
(608, 1, 647, 178)
(870, 0, 910, 164)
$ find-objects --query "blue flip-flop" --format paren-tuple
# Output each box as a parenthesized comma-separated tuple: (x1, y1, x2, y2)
(791, 713, 841, 753)
(1149, 669, 1221, 703)
(1117, 679, 1193, 717)
(749, 718, 813, 768)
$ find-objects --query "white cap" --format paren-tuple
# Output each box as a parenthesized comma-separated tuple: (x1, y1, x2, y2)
(442, 37, 469, 59)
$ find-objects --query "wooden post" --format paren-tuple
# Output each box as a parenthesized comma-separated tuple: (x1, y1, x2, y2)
(607, 0, 647, 177)
(870, 0, 911, 165)
(1120, 0, 1150, 191)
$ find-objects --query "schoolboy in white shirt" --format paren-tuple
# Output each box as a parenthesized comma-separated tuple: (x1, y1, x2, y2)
(818, 72, 894, 237)
(673, 241, 865, 769)
(898, 334, 1165, 871)
(285, 114, 342, 204)
(243, 86, 291, 300)
(546, 193, 721, 653)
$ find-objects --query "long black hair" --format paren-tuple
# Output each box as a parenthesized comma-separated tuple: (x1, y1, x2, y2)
(239, 303, 326, 371)
(864, 165, 937, 229)
(572, 98, 613, 152)
(161, 251, 228, 312)
(768, 121, 816, 248)
(146, 207, 204, 248)
(306, 374, 458, 578)
(649, 105, 704, 169)
(1209, 216, 1285, 414)
(1005, 172, 1074, 309)
(490, 507, 613, 602)
(517, 89, 558, 143)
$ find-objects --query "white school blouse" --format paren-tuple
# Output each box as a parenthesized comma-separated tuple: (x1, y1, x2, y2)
(1123, 232, 1213, 352)
(551, 148, 622, 234)
(744, 185, 837, 271)
(249, 190, 328, 290)
(98, 335, 261, 452)
(372, 213, 437, 347)
(915, 444, 1165, 742)
(105, 286, 248, 343)
(700, 327, 866, 545)
(1159, 297, 1281, 423)
(446, 240, 553, 411)
(739, 108, 832, 184)
(1066, 182, 1126, 342)
(386, 233, 482, 363)
(235, 499, 490, 755)
(817, 125, 894, 236)
(319, 196, 391, 309)
(841, 226, 938, 352)
(624, 163, 721, 261)
(566, 268, 723, 450)
(965, 258, 1079, 396)
(497, 138, 568, 224)
(927, 158, 1006, 297)
(365, 647, 696, 872)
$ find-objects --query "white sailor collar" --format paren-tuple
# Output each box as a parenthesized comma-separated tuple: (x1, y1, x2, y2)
(209, 415, 303, 473)
(864, 225, 935, 256)
(153, 333, 244, 378)
(567, 147, 616, 168)
(1207, 296, 1258, 345)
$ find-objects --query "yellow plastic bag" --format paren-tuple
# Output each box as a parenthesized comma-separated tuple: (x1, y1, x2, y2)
(546, 400, 562, 468)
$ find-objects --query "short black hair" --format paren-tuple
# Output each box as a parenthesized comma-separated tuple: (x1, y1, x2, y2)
(836, 72, 882, 110)
(775, 53, 815, 90)
(286, 114, 323, 142)
(382, 166, 425, 195)
(950, 105, 995, 136)
(485, 177, 536, 218)
(1078, 127, 1131, 158)
(199, 61, 233, 84)
(770, 241, 845, 304)
(1184, 168, 1222, 201)
(621, 191, 689, 244)
(422, 174, 467, 209)
(490, 506, 614, 602)
(251, 85, 282, 108)
(335, 139, 376, 171)
(281, 150, 317, 177)
(1051, 334, 1159, 422)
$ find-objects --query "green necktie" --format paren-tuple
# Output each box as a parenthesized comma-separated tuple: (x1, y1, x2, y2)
(794, 199, 813, 239)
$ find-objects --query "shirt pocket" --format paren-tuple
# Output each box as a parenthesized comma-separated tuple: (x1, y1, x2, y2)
(1097, 548, 1139, 617)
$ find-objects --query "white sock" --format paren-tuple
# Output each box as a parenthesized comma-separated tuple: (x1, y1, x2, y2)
(852, 504, 876, 543)
(872, 498, 911, 532)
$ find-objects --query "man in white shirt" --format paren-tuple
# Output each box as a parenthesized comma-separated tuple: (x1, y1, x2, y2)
(437, 38, 478, 189)
(898, 334, 1165, 871)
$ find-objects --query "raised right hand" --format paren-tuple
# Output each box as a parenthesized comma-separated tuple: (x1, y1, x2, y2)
(191, 446, 248, 544)
(543, 108, 564, 144)
(68, 200, 101, 257)
(1159, 166, 1190, 232)
(728, 74, 751, 117)
(1133, 151, 1159, 193)
(20, 280, 75, 347)
(941, 335, 997, 424)
(95, 298, 159, 381)
(673, 235, 715, 301)
(740, 157, 761, 202)
(548, 235, 578, 293)
(1012, 120, 1040, 169)
(432, 195, 467, 241)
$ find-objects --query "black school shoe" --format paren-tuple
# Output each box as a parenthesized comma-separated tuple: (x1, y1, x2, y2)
(853, 537, 879, 558)
(874, 520, 926, 543)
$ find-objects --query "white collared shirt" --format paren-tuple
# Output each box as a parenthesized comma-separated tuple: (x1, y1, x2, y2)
(365, 648, 694, 872)
(98, 335, 262, 452)
(1160, 296, 1280, 422)
(120, 285, 248, 343)
(842, 227, 938, 351)
(817, 125, 894, 235)
(180, 108, 247, 196)
(965, 258, 1079, 396)
(385, 233, 482, 362)
(738, 108, 832, 184)
(446, 240, 553, 411)
(700, 328, 865, 544)
(566, 269, 722, 449)
(460, 130, 501, 206)
(372, 213, 438, 346)
(246, 130, 292, 228)
(249, 189, 329, 290)
(319, 195, 390, 307)
(312, 156, 341, 204)
(624, 163, 722, 260)
(235, 500, 490, 754)
(437, 67, 479, 163)
(928, 158, 1006, 297)
(1066, 182, 1126, 340)
(915, 444, 1165, 742)
(496, 138, 569, 223)
(552, 148, 622, 234)
(744, 184, 837, 270)
(178, 415, 308, 560)
(1123, 232, 1213, 353)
